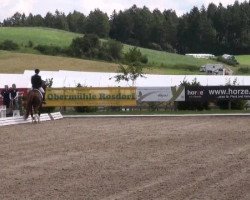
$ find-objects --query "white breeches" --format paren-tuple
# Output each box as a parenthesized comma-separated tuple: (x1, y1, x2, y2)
(39, 87, 45, 93)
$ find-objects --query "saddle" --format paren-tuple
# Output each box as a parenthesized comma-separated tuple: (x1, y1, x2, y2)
(33, 89, 43, 99)
(32, 89, 46, 104)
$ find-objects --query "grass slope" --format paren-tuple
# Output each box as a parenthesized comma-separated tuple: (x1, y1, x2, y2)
(236, 55, 250, 65)
(0, 27, 221, 74)
(0, 50, 212, 75)
(0, 27, 82, 47)
(0, 51, 118, 73)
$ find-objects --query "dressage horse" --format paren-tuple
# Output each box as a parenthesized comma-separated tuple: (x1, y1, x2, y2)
(24, 89, 43, 123)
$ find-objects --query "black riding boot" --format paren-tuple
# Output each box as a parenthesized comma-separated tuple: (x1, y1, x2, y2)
(42, 94, 46, 104)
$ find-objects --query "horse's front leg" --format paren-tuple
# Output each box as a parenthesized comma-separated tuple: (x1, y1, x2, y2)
(31, 115, 35, 123)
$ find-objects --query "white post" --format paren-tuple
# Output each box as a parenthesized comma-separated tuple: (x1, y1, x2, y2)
(0, 105, 7, 118)
(12, 110, 20, 117)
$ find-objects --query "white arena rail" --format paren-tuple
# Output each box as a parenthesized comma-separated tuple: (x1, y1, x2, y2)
(0, 112, 63, 127)
(49, 112, 63, 120)
(0, 105, 7, 118)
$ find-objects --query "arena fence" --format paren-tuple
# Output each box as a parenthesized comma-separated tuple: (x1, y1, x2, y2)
(0, 112, 63, 127)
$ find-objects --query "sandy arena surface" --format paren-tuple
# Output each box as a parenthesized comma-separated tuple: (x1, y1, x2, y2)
(0, 116, 249, 200)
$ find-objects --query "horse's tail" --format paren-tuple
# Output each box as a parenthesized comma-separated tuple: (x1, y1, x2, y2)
(24, 92, 33, 120)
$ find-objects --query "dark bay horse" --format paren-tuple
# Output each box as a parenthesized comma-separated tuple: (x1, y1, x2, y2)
(24, 89, 43, 123)
(24, 82, 46, 123)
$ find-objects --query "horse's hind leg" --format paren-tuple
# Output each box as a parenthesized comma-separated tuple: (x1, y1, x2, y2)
(34, 113, 40, 123)
(38, 114, 41, 123)
(31, 107, 35, 123)
(37, 106, 42, 123)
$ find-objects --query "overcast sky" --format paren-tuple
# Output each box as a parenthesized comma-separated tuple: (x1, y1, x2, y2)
(0, 0, 246, 22)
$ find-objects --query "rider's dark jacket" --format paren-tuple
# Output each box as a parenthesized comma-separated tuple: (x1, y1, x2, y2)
(31, 74, 42, 89)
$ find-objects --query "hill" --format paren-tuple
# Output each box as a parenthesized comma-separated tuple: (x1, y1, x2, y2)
(0, 51, 118, 74)
(0, 27, 81, 47)
(236, 55, 250, 66)
(0, 50, 207, 75)
(0, 27, 234, 74)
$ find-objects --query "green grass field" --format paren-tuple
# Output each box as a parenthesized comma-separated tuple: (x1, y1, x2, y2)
(0, 27, 242, 74)
(0, 27, 82, 47)
(236, 55, 250, 65)
(233, 55, 250, 74)
(123, 44, 212, 69)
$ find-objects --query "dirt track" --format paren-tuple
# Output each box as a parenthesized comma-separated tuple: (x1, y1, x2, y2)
(0, 116, 249, 200)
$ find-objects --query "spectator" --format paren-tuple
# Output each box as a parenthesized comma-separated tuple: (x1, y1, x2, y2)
(9, 84, 19, 109)
(1, 85, 10, 108)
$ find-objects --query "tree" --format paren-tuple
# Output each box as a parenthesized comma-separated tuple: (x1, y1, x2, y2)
(109, 9, 135, 43)
(101, 39, 123, 60)
(70, 34, 101, 58)
(67, 11, 86, 33)
(163, 9, 179, 50)
(124, 47, 148, 64)
(112, 64, 145, 86)
(3, 12, 23, 26)
(44, 12, 55, 28)
(33, 14, 44, 26)
(132, 6, 152, 47)
(85, 9, 110, 38)
(177, 6, 216, 53)
(26, 13, 34, 26)
(54, 10, 69, 30)
(149, 9, 167, 50)
(199, 6, 217, 52)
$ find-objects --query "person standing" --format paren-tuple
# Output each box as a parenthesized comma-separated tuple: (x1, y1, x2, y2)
(1, 85, 10, 108)
(31, 69, 46, 104)
(9, 83, 19, 109)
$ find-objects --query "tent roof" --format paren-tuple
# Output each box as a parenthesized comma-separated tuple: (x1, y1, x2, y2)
(0, 70, 250, 88)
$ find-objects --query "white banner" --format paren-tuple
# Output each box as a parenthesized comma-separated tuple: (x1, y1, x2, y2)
(137, 87, 185, 102)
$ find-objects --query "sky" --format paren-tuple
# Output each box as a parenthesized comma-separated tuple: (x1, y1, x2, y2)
(0, 0, 247, 22)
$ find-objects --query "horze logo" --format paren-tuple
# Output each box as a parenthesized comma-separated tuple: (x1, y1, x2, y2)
(187, 90, 204, 96)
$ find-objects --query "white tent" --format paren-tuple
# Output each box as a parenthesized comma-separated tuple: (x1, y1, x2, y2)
(1, 70, 250, 88)
(0, 74, 29, 88)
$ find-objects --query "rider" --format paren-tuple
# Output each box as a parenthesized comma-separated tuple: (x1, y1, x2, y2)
(31, 69, 46, 104)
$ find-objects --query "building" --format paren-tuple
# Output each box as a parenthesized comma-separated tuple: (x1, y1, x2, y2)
(200, 64, 225, 75)
(222, 54, 234, 60)
(185, 54, 215, 59)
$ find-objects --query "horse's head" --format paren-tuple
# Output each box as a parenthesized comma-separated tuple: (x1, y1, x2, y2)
(42, 80, 47, 90)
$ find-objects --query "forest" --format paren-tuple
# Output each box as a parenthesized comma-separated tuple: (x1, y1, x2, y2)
(1, 1, 249, 55)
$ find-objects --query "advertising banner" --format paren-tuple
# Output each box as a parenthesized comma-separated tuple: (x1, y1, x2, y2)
(136, 87, 185, 102)
(45, 87, 136, 107)
(186, 86, 250, 101)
